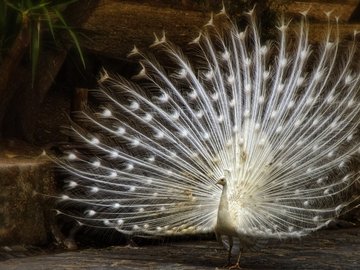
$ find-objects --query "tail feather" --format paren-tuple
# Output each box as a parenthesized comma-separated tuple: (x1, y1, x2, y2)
(56, 10, 360, 238)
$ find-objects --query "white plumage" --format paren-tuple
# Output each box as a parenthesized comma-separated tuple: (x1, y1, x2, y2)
(57, 8, 360, 267)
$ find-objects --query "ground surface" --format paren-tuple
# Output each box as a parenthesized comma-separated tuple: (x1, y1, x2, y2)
(0, 227, 359, 270)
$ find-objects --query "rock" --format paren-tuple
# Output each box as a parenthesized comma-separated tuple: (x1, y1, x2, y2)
(0, 140, 55, 246)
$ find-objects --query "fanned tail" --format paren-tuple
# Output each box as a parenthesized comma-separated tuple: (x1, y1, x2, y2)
(57, 10, 360, 239)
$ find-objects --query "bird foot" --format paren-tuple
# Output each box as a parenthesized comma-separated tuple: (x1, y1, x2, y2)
(228, 263, 241, 269)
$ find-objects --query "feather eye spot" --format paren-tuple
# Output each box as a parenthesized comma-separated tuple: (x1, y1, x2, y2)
(335, 204, 343, 215)
(314, 71, 323, 81)
(67, 181, 77, 188)
(110, 151, 119, 158)
(147, 155, 155, 162)
(342, 175, 350, 182)
(232, 125, 238, 133)
(217, 115, 224, 123)
(67, 153, 77, 160)
(131, 138, 140, 147)
(202, 132, 210, 140)
(179, 129, 189, 137)
(345, 74, 353, 85)
(143, 113, 153, 122)
(101, 108, 112, 117)
(116, 127, 126, 135)
(154, 130, 165, 139)
(306, 97, 314, 106)
(258, 96, 265, 104)
(117, 219, 124, 226)
(126, 163, 134, 171)
(312, 118, 319, 126)
(300, 50, 308, 60)
(61, 195, 70, 200)
(237, 31, 246, 40)
(204, 69, 214, 80)
(158, 92, 169, 103)
(92, 160, 101, 168)
(188, 89, 198, 100)
(103, 219, 111, 226)
(227, 75, 235, 84)
(244, 58, 251, 67)
(287, 100, 295, 109)
(297, 77, 304, 86)
(244, 110, 250, 118)
(222, 50, 230, 61)
(90, 186, 99, 193)
(90, 137, 100, 145)
(85, 210, 96, 217)
(279, 58, 287, 67)
(313, 216, 320, 223)
(245, 84, 251, 94)
(326, 95, 334, 103)
(176, 68, 187, 78)
(113, 203, 121, 209)
(260, 45, 268, 55)
(196, 110, 204, 119)
(263, 71, 270, 80)
(270, 110, 277, 119)
(129, 101, 140, 111)
(170, 110, 180, 120)
(211, 92, 219, 101)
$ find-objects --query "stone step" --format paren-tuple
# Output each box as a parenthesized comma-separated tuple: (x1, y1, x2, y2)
(0, 140, 55, 246)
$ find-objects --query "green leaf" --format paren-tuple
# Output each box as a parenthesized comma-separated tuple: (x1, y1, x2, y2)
(51, 0, 78, 10)
(4, 1, 21, 12)
(30, 19, 41, 87)
(42, 7, 55, 40)
(54, 8, 85, 68)
(67, 28, 86, 68)
(25, 1, 50, 12)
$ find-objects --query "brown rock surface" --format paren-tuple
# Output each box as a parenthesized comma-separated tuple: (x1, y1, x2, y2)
(0, 140, 55, 246)
(0, 227, 359, 269)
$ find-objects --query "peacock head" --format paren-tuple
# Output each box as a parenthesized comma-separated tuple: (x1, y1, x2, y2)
(217, 176, 226, 186)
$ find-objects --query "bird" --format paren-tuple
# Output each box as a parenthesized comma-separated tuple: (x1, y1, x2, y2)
(55, 7, 360, 268)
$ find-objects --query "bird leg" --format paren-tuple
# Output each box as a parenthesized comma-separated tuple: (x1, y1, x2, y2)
(223, 236, 233, 268)
(228, 248, 242, 269)
(227, 244, 232, 265)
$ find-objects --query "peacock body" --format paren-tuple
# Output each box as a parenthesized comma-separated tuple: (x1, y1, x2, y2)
(57, 8, 360, 267)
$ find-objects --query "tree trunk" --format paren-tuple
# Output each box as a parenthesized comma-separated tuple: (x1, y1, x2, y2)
(0, 17, 30, 137)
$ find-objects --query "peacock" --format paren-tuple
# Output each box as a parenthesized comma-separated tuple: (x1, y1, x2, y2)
(55, 8, 360, 268)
